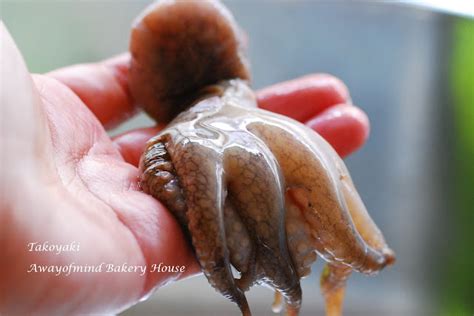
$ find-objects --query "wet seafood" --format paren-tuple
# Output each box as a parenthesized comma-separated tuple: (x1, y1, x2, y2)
(130, 1, 395, 315)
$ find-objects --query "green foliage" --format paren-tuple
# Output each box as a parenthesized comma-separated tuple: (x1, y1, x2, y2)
(441, 17, 474, 316)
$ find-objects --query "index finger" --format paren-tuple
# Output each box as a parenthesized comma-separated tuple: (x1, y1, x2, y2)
(48, 53, 135, 130)
(257, 73, 351, 122)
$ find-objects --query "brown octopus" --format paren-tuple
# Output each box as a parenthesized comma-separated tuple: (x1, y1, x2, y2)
(129, 1, 395, 315)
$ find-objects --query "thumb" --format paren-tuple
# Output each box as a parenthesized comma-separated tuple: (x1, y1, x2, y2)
(0, 22, 55, 190)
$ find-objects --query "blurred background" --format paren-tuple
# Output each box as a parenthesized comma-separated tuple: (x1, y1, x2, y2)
(2, 1, 473, 315)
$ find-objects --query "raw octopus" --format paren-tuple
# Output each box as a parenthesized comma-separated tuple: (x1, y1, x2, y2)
(129, 1, 395, 315)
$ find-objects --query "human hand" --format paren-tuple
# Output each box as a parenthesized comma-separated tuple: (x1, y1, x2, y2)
(0, 23, 369, 315)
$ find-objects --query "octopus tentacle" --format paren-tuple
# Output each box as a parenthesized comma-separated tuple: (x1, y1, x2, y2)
(247, 118, 392, 272)
(140, 135, 188, 226)
(284, 195, 318, 279)
(223, 200, 255, 291)
(339, 170, 396, 269)
(166, 137, 251, 316)
(320, 263, 352, 316)
(223, 132, 302, 312)
(316, 172, 394, 316)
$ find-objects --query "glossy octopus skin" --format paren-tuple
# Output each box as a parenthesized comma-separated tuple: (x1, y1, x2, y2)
(130, 1, 395, 316)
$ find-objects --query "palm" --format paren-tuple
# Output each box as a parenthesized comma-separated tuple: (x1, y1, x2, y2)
(1, 75, 195, 314)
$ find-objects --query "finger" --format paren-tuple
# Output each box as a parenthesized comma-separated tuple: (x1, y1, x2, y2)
(107, 184, 201, 295)
(0, 23, 56, 185)
(113, 126, 163, 167)
(48, 53, 135, 130)
(257, 74, 351, 122)
(305, 104, 370, 158)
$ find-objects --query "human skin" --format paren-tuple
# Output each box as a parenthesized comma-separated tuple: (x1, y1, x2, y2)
(0, 23, 369, 315)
